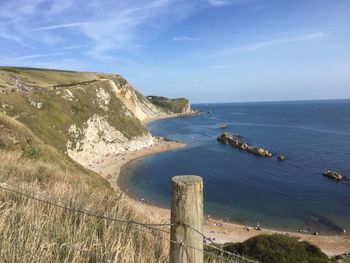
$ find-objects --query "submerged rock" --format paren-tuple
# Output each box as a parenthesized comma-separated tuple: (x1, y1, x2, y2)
(277, 155, 286, 161)
(217, 132, 272, 157)
(322, 170, 344, 181)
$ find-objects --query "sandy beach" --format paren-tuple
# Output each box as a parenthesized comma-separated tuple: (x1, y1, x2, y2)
(89, 138, 350, 257)
(143, 111, 199, 125)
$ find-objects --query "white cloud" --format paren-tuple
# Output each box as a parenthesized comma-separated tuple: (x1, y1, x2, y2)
(208, 32, 327, 58)
(61, 44, 89, 50)
(207, 0, 252, 7)
(209, 64, 233, 69)
(209, 62, 264, 69)
(39, 33, 65, 46)
(0, 0, 301, 63)
(33, 22, 89, 32)
(0, 28, 28, 47)
(172, 36, 204, 42)
(13, 52, 65, 60)
(78, 1, 197, 57)
(208, 0, 233, 6)
(237, 32, 326, 51)
(0, 0, 201, 59)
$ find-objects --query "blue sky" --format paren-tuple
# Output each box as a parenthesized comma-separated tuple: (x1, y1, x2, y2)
(0, 0, 349, 103)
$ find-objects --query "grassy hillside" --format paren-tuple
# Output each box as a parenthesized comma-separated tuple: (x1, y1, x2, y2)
(0, 68, 148, 153)
(0, 113, 105, 185)
(146, 95, 190, 114)
(0, 114, 169, 262)
(0, 67, 198, 262)
(0, 66, 106, 91)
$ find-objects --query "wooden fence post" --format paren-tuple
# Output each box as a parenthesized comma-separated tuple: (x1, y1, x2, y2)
(170, 175, 203, 263)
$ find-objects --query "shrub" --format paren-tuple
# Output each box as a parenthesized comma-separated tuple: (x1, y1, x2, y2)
(222, 234, 335, 263)
(23, 146, 41, 159)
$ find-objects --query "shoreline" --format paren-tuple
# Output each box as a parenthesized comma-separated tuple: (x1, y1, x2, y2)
(90, 128, 350, 257)
(143, 111, 200, 125)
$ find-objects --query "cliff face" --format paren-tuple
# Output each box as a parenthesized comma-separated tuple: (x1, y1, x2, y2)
(146, 96, 192, 114)
(0, 67, 190, 166)
(106, 77, 166, 122)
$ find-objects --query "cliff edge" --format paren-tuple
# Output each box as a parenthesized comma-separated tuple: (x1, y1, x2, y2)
(0, 67, 191, 166)
(146, 95, 192, 114)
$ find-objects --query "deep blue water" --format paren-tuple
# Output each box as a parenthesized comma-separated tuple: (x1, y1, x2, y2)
(120, 100, 350, 233)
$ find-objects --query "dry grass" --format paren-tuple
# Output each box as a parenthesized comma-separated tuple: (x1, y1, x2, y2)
(0, 151, 170, 263)
(0, 108, 237, 263)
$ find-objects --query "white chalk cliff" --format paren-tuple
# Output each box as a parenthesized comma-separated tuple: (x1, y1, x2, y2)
(0, 68, 191, 167)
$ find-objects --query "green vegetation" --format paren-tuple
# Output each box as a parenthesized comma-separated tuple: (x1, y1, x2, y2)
(147, 95, 190, 113)
(2, 67, 332, 262)
(23, 146, 41, 159)
(0, 113, 107, 187)
(219, 234, 335, 263)
(0, 67, 197, 262)
(339, 255, 350, 263)
(0, 149, 168, 262)
(0, 66, 106, 90)
(0, 68, 147, 153)
(0, 74, 169, 261)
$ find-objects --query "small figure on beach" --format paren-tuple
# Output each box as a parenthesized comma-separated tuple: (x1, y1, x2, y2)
(298, 229, 309, 234)
(255, 222, 262, 231)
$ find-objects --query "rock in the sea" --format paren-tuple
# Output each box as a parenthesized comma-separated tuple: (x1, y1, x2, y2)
(217, 132, 272, 157)
(277, 155, 286, 161)
(322, 170, 344, 181)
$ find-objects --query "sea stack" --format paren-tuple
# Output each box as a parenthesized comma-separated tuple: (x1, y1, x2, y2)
(322, 170, 344, 181)
(217, 132, 272, 157)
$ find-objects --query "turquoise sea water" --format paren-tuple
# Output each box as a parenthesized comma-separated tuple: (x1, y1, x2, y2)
(120, 100, 350, 233)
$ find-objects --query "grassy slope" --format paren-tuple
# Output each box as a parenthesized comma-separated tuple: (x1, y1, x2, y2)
(0, 66, 171, 262)
(0, 113, 107, 188)
(0, 67, 227, 262)
(0, 114, 168, 262)
(0, 68, 146, 153)
(0, 67, 201, 262)
(0, 66, 105, 90)
(146, 95, 190, 113)
(0, 68, 168, 262)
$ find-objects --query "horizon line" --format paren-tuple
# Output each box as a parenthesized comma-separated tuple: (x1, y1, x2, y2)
(192, 98, 350, 105)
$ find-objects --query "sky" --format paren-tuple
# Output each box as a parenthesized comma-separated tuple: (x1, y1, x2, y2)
(0, 0, 349, 103)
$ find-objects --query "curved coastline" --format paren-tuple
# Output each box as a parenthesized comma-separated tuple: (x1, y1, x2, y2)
(90, 117, 350, 257)
(117, 149, 173, 210)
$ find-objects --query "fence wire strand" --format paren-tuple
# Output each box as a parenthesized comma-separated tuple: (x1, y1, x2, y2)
(0, 180, 172, 235)
(184, 224, 258, 263)
(0, 180, 258, 263)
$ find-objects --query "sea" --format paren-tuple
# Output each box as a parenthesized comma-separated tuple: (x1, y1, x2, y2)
(120, 100, 350, 233)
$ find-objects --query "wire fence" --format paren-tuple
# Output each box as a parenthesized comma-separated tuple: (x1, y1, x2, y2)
(0, 180, 258, 263)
